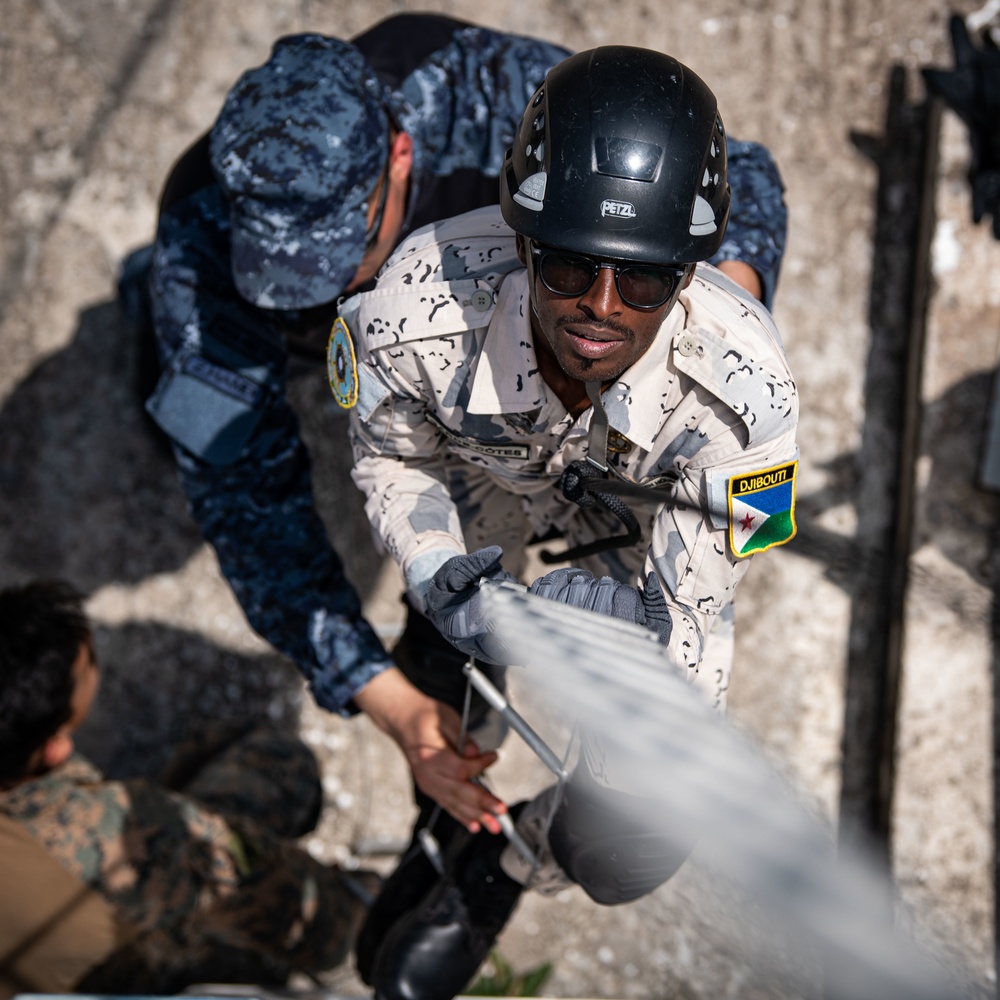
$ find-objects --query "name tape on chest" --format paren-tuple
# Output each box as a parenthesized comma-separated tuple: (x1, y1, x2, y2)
(728, 460, 797, 558)
(426, 412, 530, 460)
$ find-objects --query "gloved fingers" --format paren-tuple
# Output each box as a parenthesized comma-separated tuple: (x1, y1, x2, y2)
(477, 628, 516, 665)
(641, 570, 667, 609)
(527, 566, 595, 601)
(639, 571, 672, 644)
(436, 545, 507, 593)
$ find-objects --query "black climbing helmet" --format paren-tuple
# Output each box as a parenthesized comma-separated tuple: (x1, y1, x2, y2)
(500, 45, 730, 265)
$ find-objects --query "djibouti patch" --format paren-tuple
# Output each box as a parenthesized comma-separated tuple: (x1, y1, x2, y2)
(728, 460, 797, 558)
(327, 316, 358, 409)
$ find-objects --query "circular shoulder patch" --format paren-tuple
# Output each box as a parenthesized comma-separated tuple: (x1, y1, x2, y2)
(327, 316, 359, 409)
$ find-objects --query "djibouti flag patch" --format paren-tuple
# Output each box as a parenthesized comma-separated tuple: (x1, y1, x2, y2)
(728, 460, 798, 558)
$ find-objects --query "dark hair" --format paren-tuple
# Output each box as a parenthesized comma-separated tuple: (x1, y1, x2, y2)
(0, 580, 91, 783)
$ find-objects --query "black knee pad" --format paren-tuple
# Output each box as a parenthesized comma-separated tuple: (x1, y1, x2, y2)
(552, 830, 690, 905)
(548, 782, 695, 905)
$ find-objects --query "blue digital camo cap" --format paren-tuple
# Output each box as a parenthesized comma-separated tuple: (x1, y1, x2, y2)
(209, 34, 390, 309)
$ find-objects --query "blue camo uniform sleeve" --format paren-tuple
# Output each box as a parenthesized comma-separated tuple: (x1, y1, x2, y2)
(395, 28, 571, 179)
(147, 188, 392, 716)
(709, 139, 788, 310)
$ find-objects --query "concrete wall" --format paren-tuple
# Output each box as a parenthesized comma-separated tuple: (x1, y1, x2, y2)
(2, 1, 998, 996)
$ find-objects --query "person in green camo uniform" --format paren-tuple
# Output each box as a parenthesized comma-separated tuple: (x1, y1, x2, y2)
(0, 579, 377, 993)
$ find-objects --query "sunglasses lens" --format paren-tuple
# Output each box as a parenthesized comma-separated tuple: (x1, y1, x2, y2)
(534, 245, 682, 309)
(538, 252, 596, 296)
(618, 266, 677, 308)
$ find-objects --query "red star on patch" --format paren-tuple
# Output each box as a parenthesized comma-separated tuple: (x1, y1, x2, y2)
(739, 511, 755, 532)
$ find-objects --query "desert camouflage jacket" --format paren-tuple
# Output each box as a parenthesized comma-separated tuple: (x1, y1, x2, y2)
(344, 207, 799, 685)
(149, 18, 787, 714)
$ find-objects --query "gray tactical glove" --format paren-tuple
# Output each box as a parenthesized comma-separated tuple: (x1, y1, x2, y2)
(527, 568, 673, 644)
(424, 546, 518, 663)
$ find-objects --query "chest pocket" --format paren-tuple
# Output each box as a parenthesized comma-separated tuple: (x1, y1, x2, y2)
(146, 322, 284, 465)
(146, 349, 271, 466)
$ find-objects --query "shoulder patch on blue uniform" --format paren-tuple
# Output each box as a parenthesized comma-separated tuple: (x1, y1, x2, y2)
(327, 316, 359, 409)
(728, 460, 797, 558)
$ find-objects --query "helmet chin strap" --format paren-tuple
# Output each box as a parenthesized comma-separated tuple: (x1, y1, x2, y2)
(540, 379, 643, 564)
(583, 380, 609, 473)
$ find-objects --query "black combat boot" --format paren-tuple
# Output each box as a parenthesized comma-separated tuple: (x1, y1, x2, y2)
(355, 795, 469, 985)
(356, 600, 508, 986)
(372, 812, 526, 1000)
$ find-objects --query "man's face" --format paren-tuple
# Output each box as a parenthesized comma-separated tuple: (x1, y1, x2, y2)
(344, 170, 407, 292)
(520, 237, 690, 385)
(345, 131, 414, 294)
(27, 634, 101, 777)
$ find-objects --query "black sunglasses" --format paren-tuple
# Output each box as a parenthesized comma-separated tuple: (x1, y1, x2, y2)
(529, 243, 688, 310)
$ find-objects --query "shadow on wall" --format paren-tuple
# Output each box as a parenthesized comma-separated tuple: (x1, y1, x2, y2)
(0, 299, 201, 591)
(0, 294, 381, 596)
(791, 369, 999, 594)
(0, 294, 383, 776)
(76, 621, 303, 781)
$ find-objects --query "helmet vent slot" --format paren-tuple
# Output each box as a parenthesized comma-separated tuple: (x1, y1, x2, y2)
(594, 137, 662, 181)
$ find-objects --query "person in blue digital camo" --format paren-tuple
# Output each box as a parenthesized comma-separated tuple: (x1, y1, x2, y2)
(142, 21, 574, 960)
(138, 11, 787, 986)
(340, 45, 797, 1000)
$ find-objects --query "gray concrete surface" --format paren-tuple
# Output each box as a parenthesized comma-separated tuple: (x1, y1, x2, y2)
(3, 0, 1000, 997)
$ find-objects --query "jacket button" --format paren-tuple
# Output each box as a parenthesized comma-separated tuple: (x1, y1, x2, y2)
(471, 289, 493, 312)
(677, 335, 700, 357)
